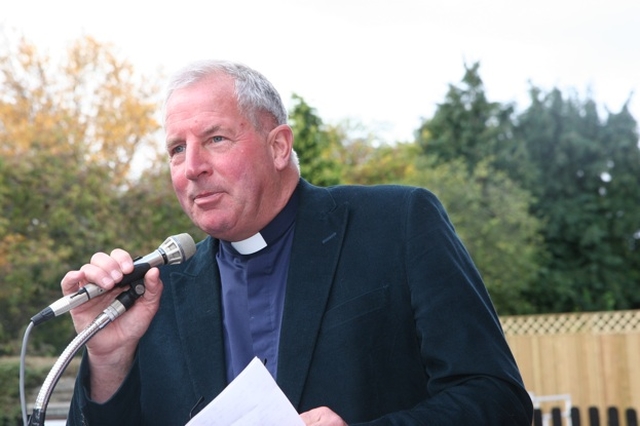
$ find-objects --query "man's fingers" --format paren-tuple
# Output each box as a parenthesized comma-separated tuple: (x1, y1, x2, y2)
(60, 271, 86, 295)
(300, 407, 347, 426)
(109, 248, 135, 274)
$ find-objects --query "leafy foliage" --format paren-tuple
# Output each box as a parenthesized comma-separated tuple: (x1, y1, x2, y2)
(417, 62, 640, 313)
(335, 126, 420, 185)
(516, 89, 640, 312)
(0, 36, 162, 354)
(417, 63, 524, 174)
(288, 94, 342, 186)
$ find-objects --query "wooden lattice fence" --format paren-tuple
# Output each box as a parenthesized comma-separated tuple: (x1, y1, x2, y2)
(501, 310, 640, 422)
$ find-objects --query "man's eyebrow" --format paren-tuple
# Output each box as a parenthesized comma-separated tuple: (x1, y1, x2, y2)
(197, 124, 224, 138)
(165, 136, 183, 149)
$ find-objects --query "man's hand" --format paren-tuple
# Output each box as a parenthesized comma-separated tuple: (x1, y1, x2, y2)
(300, 406, 347, 426)
(60, 249, 164, 402)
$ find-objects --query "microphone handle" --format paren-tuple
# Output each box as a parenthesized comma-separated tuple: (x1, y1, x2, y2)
(79, 261, 153, 299)
(30, 263, 152, 326)
(116, 262, 152, 288)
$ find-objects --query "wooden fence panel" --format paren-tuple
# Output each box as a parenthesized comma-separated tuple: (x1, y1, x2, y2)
(501, 310, 640, 411)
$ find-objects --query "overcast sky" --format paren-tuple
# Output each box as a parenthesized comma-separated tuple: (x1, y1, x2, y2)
(3, 0, 639, 142)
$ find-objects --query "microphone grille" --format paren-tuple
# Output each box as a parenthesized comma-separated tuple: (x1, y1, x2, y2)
(162, 233, 197, 265)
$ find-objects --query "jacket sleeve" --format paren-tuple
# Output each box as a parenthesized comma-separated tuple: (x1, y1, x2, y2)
(356, 188, 533, 425)
(66, 352, 142, 426)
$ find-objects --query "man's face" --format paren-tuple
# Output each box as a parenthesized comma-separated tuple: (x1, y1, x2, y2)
(165, 75, 280, 241)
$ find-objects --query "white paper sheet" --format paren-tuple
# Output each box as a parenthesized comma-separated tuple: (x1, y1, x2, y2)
(186, 357, 305, 426)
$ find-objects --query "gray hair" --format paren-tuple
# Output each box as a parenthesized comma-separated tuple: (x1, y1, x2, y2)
(163, 60, 288, 132)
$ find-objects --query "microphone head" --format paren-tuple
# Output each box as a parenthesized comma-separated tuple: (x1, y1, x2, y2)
(160, 233, 197, 265)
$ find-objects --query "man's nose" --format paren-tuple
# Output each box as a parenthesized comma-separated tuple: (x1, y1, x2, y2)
(184, 143, 212, 180)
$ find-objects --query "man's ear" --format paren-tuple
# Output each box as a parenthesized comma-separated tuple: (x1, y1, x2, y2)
(269, 124, 294, 170)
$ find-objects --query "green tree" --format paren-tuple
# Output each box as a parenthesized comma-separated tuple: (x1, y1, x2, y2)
(417, 62, 531, 181)
(516, 89, 640, 312)
(331, 120, 420, 185)
(289, 94, 341, 186)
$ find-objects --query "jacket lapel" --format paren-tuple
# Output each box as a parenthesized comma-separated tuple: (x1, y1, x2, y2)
(277, 181, 348, 408)
(170, 237, 228, 404)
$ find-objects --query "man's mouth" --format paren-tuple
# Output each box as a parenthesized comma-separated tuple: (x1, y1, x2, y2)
(193, 191, 223, 207)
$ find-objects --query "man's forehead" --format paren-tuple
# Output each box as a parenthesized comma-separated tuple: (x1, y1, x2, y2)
(165, 77, 238, 121)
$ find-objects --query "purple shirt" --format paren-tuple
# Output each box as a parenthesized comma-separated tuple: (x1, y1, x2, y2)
(216, 190, 298, 382)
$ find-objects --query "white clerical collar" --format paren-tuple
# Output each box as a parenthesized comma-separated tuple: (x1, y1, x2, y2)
(231, 233, 268, 255)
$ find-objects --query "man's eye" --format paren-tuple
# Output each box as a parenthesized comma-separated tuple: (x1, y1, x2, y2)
(212, 136, 225, 143)
(169, 145, 185, 156)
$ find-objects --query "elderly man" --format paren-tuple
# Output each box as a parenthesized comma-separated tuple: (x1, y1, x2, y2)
(63, 60, 532, 425)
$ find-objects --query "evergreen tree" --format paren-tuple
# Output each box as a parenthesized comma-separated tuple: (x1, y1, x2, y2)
(516, 90, 640, 311)
(417, 62, 528, 176)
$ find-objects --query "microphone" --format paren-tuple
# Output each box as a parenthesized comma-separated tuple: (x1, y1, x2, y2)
(31, 233, 197, 326)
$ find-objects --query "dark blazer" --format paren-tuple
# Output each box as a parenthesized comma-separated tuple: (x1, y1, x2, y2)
(69, 179, 533, 425)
